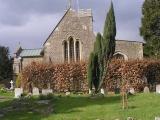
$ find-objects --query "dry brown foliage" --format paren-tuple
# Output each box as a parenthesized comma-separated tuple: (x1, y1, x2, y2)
(21, 62, 88, 93)
(21, 59, 160, 93)
(104, 59, 160, 91)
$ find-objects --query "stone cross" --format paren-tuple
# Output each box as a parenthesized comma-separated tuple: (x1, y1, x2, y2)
(10, 80, 14, 90)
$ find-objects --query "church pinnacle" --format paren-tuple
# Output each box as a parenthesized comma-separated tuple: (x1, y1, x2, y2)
(68, 0, 72, 8)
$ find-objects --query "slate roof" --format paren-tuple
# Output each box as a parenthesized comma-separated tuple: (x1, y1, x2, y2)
(19, 48, 43, 57)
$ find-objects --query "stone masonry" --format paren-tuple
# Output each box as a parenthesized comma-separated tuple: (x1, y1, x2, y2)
(13, 8, 144, 81)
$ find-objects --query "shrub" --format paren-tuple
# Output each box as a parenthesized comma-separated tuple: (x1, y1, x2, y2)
(0, 84, 7, 93)
(21, 62, 88, 93)
(20, 59, 160, 93)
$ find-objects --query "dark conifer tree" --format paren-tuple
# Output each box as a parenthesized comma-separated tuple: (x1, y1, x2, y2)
(140, 0, 160, 59)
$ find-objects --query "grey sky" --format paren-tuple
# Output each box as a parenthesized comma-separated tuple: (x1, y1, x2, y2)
(0, 0, 144, 54)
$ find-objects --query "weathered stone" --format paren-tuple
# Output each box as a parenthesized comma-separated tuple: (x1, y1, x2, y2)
(129, 88, 135, 95)
(143, 86, 150, 93)
(156, 85, 160, 94)
(65, 92, 71, 96)
(14, 88, 23, 98)
(0, 114, 4, 118)
(42, 89, 53, 95)
(32, 87, 39, 96)
(127, 117, 134, 120)
(155, 117, 160, 120)
(100, 89, 105, 95)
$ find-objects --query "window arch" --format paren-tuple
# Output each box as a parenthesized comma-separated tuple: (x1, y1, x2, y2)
(113, 53, 125, 60)
(113, 52, 128, 61)
(64, 41, 68, 62)
(76, 41, 80, 61)
(69, 37, 74, 62)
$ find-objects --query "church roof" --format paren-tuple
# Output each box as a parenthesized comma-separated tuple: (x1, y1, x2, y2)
(43, 8, 71, 45)
(43, 8, 93, 45)
(19, 48, 43, 57)
(116, 39, 145, 44)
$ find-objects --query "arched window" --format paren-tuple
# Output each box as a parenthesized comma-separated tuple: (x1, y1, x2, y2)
(64, 41, 68, 62)
(69, 37, 74, 62)
(113, 52, 128, 60)
(76, 41, 80, 61)
(113, 53, 125, 60)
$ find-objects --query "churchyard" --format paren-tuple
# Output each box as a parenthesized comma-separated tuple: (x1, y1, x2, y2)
(0, 90, 160, 120)
(0, 0, 160, 119)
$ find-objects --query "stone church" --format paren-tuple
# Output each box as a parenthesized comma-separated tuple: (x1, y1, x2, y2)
(13, 7, 143, 80)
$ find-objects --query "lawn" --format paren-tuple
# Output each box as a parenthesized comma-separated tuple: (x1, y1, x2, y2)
(0, 93, 160, 120)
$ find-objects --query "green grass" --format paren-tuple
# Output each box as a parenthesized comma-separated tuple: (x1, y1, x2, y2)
(0, 93, 160, 120)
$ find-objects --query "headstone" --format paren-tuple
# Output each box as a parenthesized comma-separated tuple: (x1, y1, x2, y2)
(14, 88, 23, 98)
(115, 88, 120, 94)
(101, 89, 105, 95)
(42, 89, 53, 95)
(156, 85, 160, 94)
(127, 117, 134, 120)
(129, 88, 135, 94)
(143, 86, 150, 93)
(32, 87, 39, 96)
(155, 117, 160, 120)
(10, 80, 14, 90)
(0, 114, 4, 118)
(89, 89, 92, 94)
(65, 91, 71, 96)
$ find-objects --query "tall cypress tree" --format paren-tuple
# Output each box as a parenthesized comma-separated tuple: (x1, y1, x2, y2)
(103, 1, 116, 59)
(94, 33, 103, 92)
(87, 34, 103, 92)
(0, 46, 12, 81)
(87, 52, 95, 90)
(99, 1, 116, 90)
(140, 0, 160, 59)
(87, 1, 116, 93)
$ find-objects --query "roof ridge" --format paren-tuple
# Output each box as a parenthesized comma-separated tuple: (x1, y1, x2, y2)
(22, 48, 42, 50)
(43, 8, 71, 45)
(116, 39, 144, 43)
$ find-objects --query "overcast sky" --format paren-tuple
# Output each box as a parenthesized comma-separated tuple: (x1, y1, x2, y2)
(0, 0, 144, 54)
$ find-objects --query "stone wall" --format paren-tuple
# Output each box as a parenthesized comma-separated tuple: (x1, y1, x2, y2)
(43, 9, 95, 64)
(115, 40, 143, 60)
(13, 57, 43, 81)
(22, 57, 43, 69)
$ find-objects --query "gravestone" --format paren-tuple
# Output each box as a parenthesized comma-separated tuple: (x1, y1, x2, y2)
(65, 92, 71, 96)
(42, 89, 53, 95)
(14, 88, 23, 98)
(10, 80, 14, 90)
(156, 85, 160, 94)
(155, 117, 160, 120)
(33, 87, 39, 96)
(89, 89, 92, 94)
(101, 89, 105, 95)
(127, 117, 134, 120)
(0, 114, 4, 118)
(129, 88, 135, 95)
(115, 88, 120, 94)
(143, 86, 150, 93)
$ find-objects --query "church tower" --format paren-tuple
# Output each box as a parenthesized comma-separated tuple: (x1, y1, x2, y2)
(43, 5, 95, 63)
